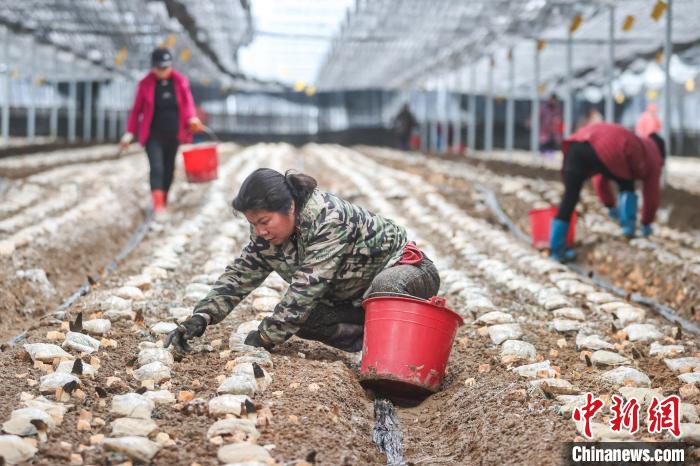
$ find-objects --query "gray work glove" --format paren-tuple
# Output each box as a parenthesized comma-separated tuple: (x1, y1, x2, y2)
(164, 314, 207, 353)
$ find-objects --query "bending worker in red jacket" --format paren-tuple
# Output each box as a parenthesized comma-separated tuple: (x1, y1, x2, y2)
(120, 47, 203, 213)
(550, 123, 666, 262)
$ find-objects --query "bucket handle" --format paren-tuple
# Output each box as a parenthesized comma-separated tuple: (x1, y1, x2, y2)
(429, 296, 446, 307)
(364, 291, 424, 300)
(364, 291, 446, 307)
(194, 124, 220, 143)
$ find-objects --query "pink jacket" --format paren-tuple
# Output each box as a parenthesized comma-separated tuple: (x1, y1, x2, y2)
(635, 111, 661, 137)
(563, 123, 664, 225)
(126, 70, 196, 146)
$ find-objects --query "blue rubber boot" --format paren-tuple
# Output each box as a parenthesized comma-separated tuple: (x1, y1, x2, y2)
(615, 192, 626, 224)
(549, 218, 576, 262)
(619, 191, 638, 238)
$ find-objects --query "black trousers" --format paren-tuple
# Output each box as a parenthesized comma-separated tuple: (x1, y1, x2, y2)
(398, 132, 411, 150)
(295, 255, 441, 352)
(145, 136, 179, 192)
(556, 141, 634, 222)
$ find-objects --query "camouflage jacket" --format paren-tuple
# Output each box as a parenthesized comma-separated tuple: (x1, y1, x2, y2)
(193, 189, 408, 344)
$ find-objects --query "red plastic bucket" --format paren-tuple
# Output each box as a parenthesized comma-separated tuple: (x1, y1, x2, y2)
(359, 295, 464, 401)
(528, 206, 576, 249)
(182, 144, 218, 183)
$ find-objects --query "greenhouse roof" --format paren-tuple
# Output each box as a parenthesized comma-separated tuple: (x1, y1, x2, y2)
(0, 0, 263, 89)
(316, 0, 700, 97)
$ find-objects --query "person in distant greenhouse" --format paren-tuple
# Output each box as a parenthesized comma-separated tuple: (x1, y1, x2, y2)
(550, 123, 665, 262)
(392, 103, 419, 151)
(120, 47, 204, 214)
(165, 168, 440, 353)
(539, 94, 564, 157)
(635, 103, 661, 137)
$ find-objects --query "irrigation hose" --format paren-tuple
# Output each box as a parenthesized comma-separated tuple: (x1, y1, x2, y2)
(475, 183, 700, 337)
(53, 209, 153, 317)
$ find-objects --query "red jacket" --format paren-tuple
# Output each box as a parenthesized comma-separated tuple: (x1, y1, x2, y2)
(563, 123, 664, 225)
(126, 70, 196, 146)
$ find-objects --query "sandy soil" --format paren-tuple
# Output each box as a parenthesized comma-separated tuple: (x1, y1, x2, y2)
(2, 143, 700, 466)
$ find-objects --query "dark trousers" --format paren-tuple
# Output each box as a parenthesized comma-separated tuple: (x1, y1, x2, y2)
(145, 137, 179, 192)
(398, 133, 411, 151)
(556, 141, 634, 222)
(296, 256, 441, 352)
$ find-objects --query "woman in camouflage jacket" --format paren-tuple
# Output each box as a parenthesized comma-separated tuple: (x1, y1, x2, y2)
(165, 168, 439, 353)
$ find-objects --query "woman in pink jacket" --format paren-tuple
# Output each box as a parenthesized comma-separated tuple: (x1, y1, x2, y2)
(120, 48, 203, 213)
(635, 103, 662, 137)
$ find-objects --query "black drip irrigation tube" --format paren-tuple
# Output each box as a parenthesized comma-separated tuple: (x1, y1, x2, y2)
(373, 398, 407, 466)
(477, 185, 530, 244)
(5, 210, 152, 347)
(476, 183, 700, 337)
(53, 210, 153, 317)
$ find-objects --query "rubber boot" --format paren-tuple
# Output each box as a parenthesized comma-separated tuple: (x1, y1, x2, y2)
(618, 191, 638, 238)
(151, 190, 166, 213)
(549, 218, 576, 263)
(615, 192, 624, 224)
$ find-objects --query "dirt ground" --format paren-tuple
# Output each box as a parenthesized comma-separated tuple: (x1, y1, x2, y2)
(362, 148, 700, 327)
(2, 143, 700, 466)
(305, 145, 697, 463)
(0, 149, 237, 342)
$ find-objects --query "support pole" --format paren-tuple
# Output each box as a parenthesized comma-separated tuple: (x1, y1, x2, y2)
(83, 80, 92, 141)
(446, 77, 454, 153)
(27, 39, 36, 142)
(50, 52, 59, 140)
(430, 84, 439, 153)
(107, 81, 117, 141)
(531, 43, 540, 154)
(565, 29, 573, 136)
(506, 49, 515, 158)
(437, 79, 447, 153)
(484, 57, 494, 153)
(123, 81, 131, 136)
(2, 27, 10, 146)
(120, 111, 127, 137)
(663, 0, 672, 154)
(109, 108, 117, 141)
(117, 81, 125, 137)
(68, 80, 77, 142)
(420, 90, 428, 153)
(605, 6, 615, 122)
(96, 82, 105, 141)
(468, 65, 477, 154)
(453, 72, 462, 153)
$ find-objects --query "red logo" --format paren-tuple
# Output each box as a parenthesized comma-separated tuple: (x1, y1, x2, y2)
(609, 394, 641, 434)
(647, 395, 681, 437)
(572, 393, 605, 438)
(573, 394, 683, 439)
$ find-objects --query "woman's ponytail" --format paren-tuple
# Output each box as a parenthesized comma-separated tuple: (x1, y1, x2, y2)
(232, 168, 317, 214)
(284, 170, 317, 208)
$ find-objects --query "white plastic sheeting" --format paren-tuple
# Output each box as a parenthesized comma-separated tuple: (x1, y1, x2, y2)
(0, 0, 254, 86)
(317, 0, 700, 98)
